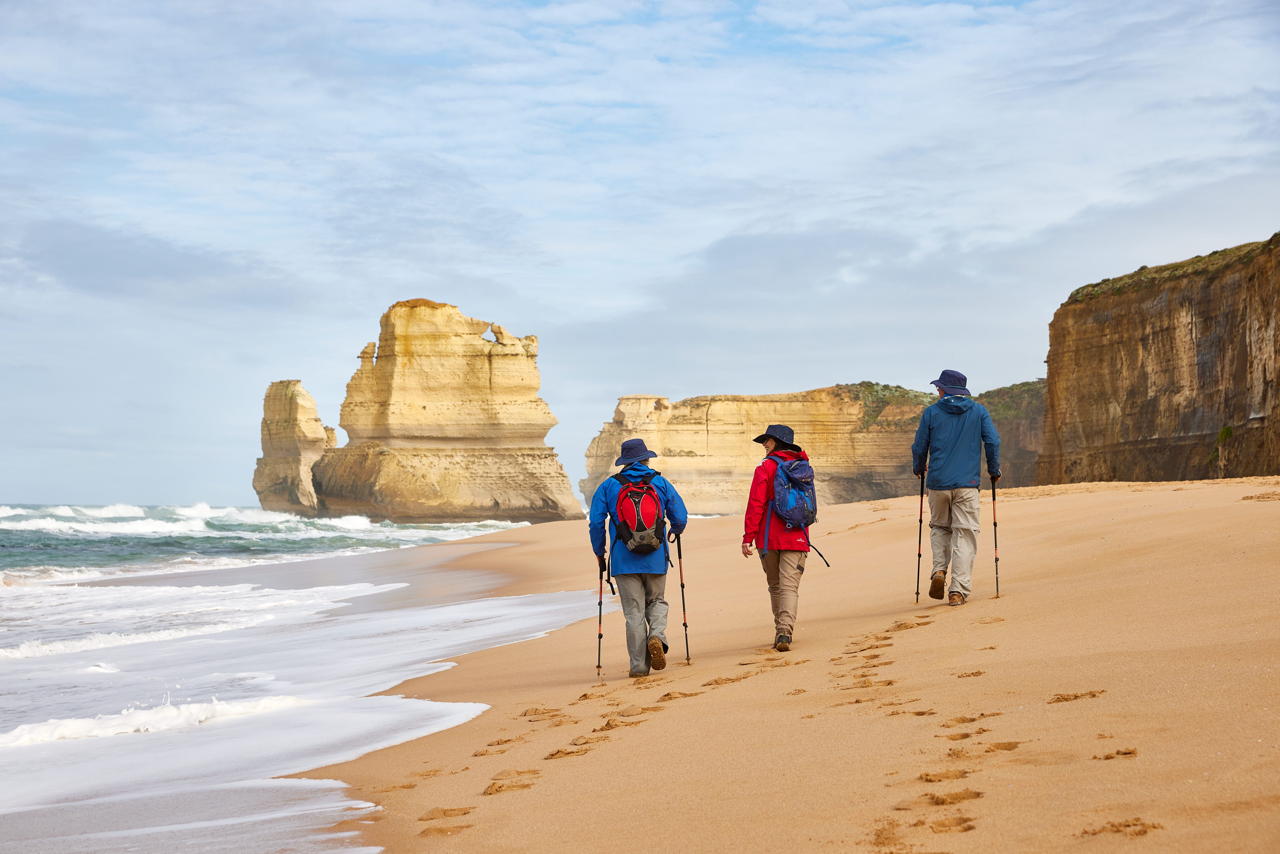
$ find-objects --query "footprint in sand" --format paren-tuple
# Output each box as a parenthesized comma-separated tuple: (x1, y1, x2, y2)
(978, 645, 998, 651)
(941, 712, 1002, 728)
(418, 807, 475, 822)
(545, 747, 590, 759)
(1092, 748, 1138, 760)
(483, 769, 540, 795)
(612, 705, 663, 717)
(938, 732, 973, 741)
(375, 782, 417, 792)
(1077, 818, 1163, 837)
(519, 707, 564, 722)
(976, 616, 1005, 624)
(985, 741, 1023, 752)
(918, 770, 971, 782)
(955, 671, 985, 679)
(418, 824, 474, 837)
(414, 769, 444, 779)
(571, 735, 608, 746)
(1048, 690, 1105, 703)
(880, 698, 921, 708)
(703, 672, 759, 687)
(787, 688, 807, 696)
(893, 789, 983, 810)
(928, 814, 977, 833)
(657, 691, 703, 702)
(472, 748, 507, 756)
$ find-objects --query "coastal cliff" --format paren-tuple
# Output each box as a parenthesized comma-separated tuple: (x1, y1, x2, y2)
(251, 380, 334, 515)
(1038, 233, 1279, 483)
(974, 379, 1044, 488)
(254, 300, 582, 523)
(581, 383, 934, 515)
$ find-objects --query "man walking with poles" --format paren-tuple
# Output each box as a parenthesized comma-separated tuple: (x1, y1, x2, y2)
(911, 370, 1001, 606)
(589, 438, 689, 678)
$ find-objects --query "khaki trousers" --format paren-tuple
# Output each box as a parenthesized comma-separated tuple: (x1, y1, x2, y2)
(928, 488, 980, 597)
(758, 549, 807, 636)
(615, 573, 668, 675)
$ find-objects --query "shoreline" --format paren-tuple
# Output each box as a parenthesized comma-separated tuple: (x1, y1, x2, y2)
(0, 533, 600, 853)
(301, 476, 1280, 852)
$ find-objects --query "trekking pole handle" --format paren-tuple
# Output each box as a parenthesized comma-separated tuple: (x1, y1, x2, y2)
(669, 530, 683, 559)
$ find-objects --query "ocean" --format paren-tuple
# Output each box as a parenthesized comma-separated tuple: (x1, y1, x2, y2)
(0, 504, 599, 852)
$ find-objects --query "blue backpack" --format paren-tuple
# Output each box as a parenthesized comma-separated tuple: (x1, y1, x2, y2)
(767, 455, 818, 530)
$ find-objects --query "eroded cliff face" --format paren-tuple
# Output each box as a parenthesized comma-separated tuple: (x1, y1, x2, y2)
(1038, 234, 1279, 483)
(255, 300, 583, 523)
(974, 379, 1044, 488)
(581, 383, 934, 515)
(251, 380, 334, 515)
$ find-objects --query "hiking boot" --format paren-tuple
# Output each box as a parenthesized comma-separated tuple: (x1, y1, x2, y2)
(629, 669, 650, 678)
(929, 570, 946, 600)
(647, 636, 666, 671)
(948, 592, 966, 606)
(774, 634, 792, 652)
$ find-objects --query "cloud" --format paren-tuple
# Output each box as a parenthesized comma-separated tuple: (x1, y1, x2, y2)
(0, 0, 1276, 501)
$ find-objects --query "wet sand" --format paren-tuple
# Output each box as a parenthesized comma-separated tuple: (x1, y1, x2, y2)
(302, 477, 1280, 852)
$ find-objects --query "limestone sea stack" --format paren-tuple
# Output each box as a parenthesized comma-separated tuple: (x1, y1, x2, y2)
(1038, 233, 1279, 483)
(581, 383, 934, 515)
(254, 300, 583, 523)
(252, 380, 335, 515)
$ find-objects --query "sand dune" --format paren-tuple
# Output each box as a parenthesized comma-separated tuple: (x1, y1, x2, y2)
(303, 477, 1280, 852)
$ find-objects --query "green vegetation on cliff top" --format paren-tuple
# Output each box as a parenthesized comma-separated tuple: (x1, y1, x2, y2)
(975, 378, 1045, 422)
(1066, 232, 1277, 305)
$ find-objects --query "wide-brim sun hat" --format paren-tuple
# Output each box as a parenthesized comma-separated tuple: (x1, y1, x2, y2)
(615, 437, 658, 466)
(929, 369, 971, 396)
(752, 423, 800, 451)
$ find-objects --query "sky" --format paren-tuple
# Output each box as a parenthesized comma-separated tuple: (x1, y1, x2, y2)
(1, 0, 1277, 506)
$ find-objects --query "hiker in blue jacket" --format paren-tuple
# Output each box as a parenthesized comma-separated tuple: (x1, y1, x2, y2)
(911, 369, 1001, 606)
(589, 438, 689, 677)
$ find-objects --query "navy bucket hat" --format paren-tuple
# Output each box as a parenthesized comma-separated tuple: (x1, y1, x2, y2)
(752, 424, 801, 451)
(614, 437, 658, 466)
(929, 369, 971, 396)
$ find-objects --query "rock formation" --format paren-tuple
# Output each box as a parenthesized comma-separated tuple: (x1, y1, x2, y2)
(254, 300, 583, 523)
(251, 380, 335, 515)
(974, 379, 1044, 488)
(1038, 233, 1279, 483)
(581, 383, 934, 515)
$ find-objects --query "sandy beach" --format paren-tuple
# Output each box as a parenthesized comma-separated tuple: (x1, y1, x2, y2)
(302, 477, 1280, 852)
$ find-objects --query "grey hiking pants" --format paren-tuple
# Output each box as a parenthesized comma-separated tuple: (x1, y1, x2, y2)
(928, 487, 980, 597)
(759, 549, 806, 637)
(615, 572, 668, 675)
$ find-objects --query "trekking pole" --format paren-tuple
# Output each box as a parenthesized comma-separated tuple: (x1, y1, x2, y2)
(991, 479, 1000, 598)
(915, 469, 926, 603)
(596, 555, 606, 681)
(673, 532, 690, 664)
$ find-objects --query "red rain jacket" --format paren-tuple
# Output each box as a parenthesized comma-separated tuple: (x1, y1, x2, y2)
(742, 449, 811, 551)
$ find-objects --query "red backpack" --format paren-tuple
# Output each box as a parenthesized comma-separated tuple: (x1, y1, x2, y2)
(613, 472, 665, 554)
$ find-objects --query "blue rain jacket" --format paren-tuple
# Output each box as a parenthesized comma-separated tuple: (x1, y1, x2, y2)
(911, 395, 1001, 491)
(588, 463, 689, 575)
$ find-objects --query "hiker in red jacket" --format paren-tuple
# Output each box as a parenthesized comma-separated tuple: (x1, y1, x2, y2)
(742, 424, 811, 652)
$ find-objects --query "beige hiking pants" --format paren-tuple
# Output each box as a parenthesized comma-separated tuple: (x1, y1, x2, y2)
(928, 488, 980, 597)
(759, 549, 807, 636)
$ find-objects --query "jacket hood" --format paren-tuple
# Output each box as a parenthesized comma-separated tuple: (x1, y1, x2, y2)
(767, 449, 809, 461)
(618, 462, 658, 479)
(938, 395, 975, 415)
